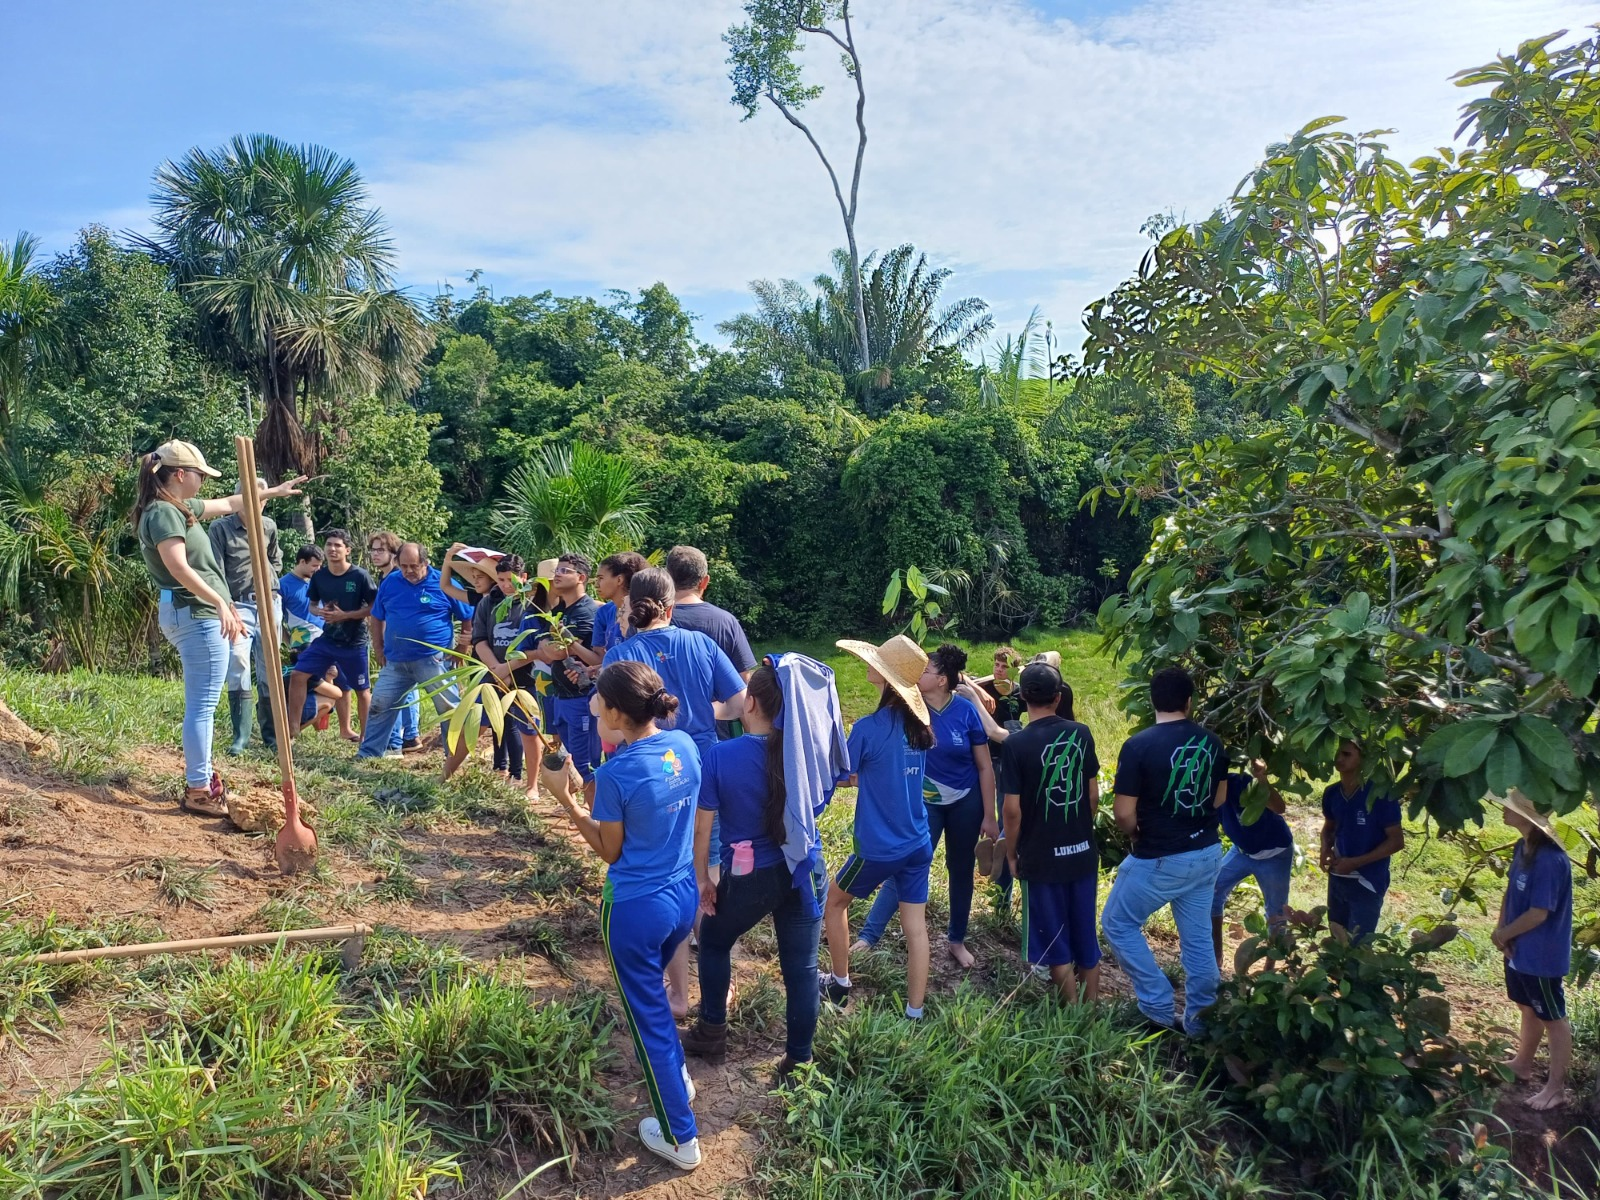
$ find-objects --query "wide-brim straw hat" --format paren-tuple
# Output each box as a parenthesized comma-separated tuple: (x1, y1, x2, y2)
(1500, 788, 1559, 840)
(1029, 650, 1062, 671)
(835, 634, 931, 724)
(535, 558, 560, 582)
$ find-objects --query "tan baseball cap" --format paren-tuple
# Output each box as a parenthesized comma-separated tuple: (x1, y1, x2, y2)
(151, 440, 221, 478)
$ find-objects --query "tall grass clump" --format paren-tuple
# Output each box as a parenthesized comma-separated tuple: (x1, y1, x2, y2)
(0, 908, 157, 1046)
(368, 970, 617, 1163)
(762, 986, 1268, 1199)
(0, 949, 459, 1198)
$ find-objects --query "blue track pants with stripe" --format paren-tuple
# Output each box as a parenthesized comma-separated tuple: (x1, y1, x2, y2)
(601, 872, 698, 1145)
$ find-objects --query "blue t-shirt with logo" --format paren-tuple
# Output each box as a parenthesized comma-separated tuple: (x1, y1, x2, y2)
(847, 707, 929, 861)
(592, 729, 701, 903)
(593, 601, 623, 653)
(1218, 773, 1295, 858)
(602, 625, 745, 758)
(1504, 840, 1573, 978)
(371, 566, 472, 662)
(1321, 782, 1402, 892)
(1112, 719, 1227, 860)
(922, 693, 989, 802)
(698, 734, 787, 873)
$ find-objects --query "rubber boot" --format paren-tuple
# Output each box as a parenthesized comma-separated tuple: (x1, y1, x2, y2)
(257, 690, 277, 753)
(227, 690, 252, 756)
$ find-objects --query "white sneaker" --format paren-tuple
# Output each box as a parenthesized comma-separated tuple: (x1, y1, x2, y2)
(383, 749, 404, 759)
(640, 1118, 701, 1170)
(682, 1064, 696, 1104)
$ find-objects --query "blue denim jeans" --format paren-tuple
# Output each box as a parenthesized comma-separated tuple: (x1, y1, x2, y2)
(858, 789, 985, 946)
(357, 655, 458, 759)
(697, 861, 823, 1062)
(1210, 846, 1292, 926)
(158, 597, 230, 788)
(387, 689, 421, 748)
(1101, 841, 1222, 1035)
(1327, 873, 1387, 942)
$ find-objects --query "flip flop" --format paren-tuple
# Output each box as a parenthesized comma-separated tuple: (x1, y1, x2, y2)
(975, 834, 996, 877)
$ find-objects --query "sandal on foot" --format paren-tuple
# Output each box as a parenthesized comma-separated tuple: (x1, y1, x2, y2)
(180, 787, 228, 817)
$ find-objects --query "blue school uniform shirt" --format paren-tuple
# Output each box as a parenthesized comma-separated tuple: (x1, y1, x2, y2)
(1505, 840, 1573, 978)
(370, 566, 472, 662)
(698, 734, 787, 873)
(1321, 782, 1402, 892)
(922, 693, 988, 803)
(592, 729, 701, 903)
(602, 626, 745, 757)
(279, 572, 323, 628)
(593, 601, 623, 653)
(1218, 773, 1294, 858)
(847, 707, 929, 861)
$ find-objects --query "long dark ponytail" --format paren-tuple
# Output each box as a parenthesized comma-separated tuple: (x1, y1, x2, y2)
(746, 664, 787, 845)
(876, 685, 934, 750)
(131, 453, 194, 527)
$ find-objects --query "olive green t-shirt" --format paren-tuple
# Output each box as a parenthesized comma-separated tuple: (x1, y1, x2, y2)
(138, 498, 231, 620)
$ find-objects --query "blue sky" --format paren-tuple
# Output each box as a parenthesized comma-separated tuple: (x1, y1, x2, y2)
(3, 0, 1590, 347)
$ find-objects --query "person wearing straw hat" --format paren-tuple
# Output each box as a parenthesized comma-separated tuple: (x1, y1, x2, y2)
(132, 440, 304, 816)
(1494, 789, 1574, 1111)
(820, 634, 936, 1019)
(1318, 739, 1404, 942)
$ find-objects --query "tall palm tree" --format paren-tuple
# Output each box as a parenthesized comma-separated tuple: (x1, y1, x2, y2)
(975, 307, 1052, 421)
(143, 135, 433, 499)
(730, 244, 992, 407)
(0, 232, 60, 437)
(492, 441, 652, 564)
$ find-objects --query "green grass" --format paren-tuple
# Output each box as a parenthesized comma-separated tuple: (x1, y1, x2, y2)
(116, 855, 219, 910)
(0, 908, 160, 1046)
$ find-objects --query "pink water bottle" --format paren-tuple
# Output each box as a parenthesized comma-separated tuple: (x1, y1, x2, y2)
(731, 840, 755, 876)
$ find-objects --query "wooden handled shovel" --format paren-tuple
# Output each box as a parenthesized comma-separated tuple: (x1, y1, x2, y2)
(234, 437, 318, 875)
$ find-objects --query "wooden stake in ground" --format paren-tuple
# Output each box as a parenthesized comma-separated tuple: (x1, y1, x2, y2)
(235, 437, 318, 875)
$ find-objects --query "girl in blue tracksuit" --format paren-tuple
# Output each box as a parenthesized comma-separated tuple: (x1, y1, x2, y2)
(552, 659, 704, 1172)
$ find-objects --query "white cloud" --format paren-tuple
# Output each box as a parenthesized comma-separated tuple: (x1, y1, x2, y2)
(362, 0, 1593, 341)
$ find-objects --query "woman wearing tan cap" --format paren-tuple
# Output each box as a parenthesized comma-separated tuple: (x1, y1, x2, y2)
(133, 440, 303, 817)
(820, 634, 936, 1019)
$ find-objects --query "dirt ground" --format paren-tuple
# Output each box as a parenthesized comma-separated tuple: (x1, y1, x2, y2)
(1, 740, 1595, 1198)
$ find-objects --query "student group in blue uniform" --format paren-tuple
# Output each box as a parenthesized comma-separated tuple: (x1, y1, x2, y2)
(601, 625, 746, 757)
(855, 693, 987, 945)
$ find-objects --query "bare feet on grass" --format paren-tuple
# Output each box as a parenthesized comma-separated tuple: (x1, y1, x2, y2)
(947, 941, 976, 969)
(1504, 1057, 1535, 1084)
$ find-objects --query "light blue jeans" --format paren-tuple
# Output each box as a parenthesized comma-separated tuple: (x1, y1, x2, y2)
(158, 596, 230, 788)
(1101, 841, 1223, 1035)
(357, 655, 458, 759)
(225, 597, 280, 696)
(1211, 845, 1292, 926)
(387, 689, 421, 749)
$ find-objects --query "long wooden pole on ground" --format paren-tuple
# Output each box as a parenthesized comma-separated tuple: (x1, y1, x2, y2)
(13, 924, 372, 969)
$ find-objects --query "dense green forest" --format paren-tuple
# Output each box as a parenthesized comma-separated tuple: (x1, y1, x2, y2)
(0, 146, 1244, 670)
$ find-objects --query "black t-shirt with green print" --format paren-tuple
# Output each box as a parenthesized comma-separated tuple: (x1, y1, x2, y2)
(1001, 715, 1100, 883)
(1112, 718, 1227, 860)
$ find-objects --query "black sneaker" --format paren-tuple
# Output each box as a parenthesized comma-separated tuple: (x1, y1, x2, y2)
(818, 973, 851, 1008)
(401, 738, 423, 752)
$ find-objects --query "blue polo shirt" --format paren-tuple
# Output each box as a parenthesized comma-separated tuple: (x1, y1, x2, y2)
(1218, 773, 1294, 858)
(923, 693, 988, 801)
(592, 730, 701, 902)
(698, 734, 788, 873)
(1505, 841, 1573, 978)
(1321, 782, 1402, 892)
(602, 625, 745, 758)
(847, 707, 929, 861)
(371, 566, 472, 662)
(593, 601, 623, 653)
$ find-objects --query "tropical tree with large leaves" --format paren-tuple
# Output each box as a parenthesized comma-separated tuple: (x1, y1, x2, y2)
(144, 134, 433, 520)
(729, 244, 991, 410)
(492, 441, 652, 564)
(1086, 30, 1600, 834)
(0, 232, 60, 437)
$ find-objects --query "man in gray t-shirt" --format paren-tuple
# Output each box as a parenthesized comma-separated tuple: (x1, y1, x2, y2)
(666, 544, 755, 742)
(207, 479, 283, 754)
